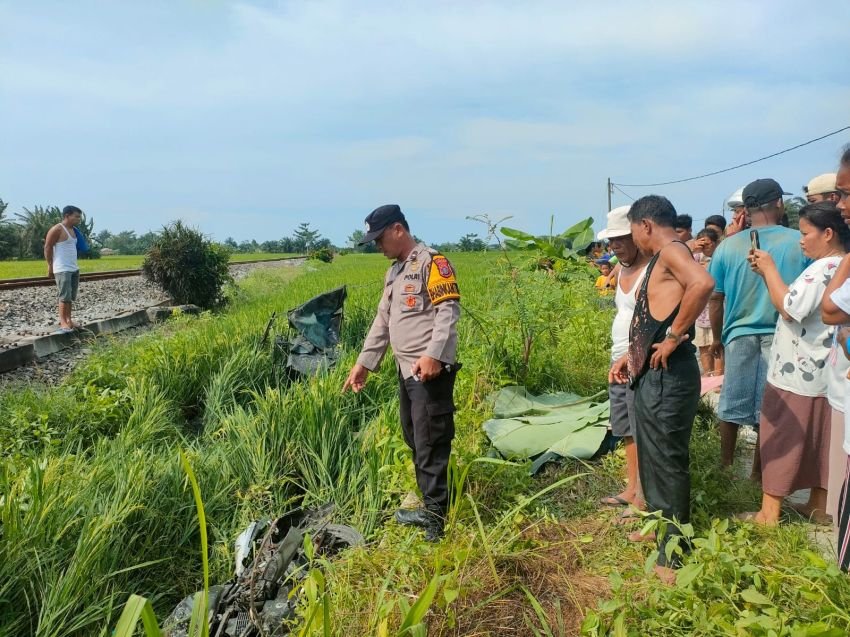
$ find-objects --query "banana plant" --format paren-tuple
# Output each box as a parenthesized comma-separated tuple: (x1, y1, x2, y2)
(500, 216, 596, 260)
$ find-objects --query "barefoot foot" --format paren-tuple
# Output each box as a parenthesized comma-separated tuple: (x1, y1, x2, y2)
(628, 530, 656, 543)
(735, 511, 778, 527)
(654, 565, 676, 586)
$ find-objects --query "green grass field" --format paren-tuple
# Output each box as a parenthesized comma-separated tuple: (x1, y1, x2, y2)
(0, 253, 298, 279)
(1, 253, 848, 636)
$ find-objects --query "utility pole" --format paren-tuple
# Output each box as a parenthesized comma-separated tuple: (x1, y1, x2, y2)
(607, 177, 612, 212)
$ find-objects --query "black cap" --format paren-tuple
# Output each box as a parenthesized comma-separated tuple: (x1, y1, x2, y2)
(358, 204, 405, 245)
(742, 179, 792, 208)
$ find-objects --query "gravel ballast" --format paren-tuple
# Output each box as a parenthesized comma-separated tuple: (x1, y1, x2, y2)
(0, 258, 303, 389)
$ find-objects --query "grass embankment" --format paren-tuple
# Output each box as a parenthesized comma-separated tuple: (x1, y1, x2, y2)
(1, 253, 848, 636)
(0, 253, 297, 278)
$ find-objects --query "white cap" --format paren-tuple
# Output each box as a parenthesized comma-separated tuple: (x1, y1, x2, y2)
(597, 205, 632, 240)
(726, 187, 744, 209)
(805, 173, 837, 196)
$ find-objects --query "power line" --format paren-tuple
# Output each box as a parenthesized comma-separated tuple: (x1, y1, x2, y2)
(613, 125, 850, 188)
(611, 183, 635, 201)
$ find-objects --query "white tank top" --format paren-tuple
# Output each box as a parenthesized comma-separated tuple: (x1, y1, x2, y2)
(52, 224, 79, 274)
(610, 265, 647, 362)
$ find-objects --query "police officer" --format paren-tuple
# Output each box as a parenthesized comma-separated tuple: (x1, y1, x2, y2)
(343, 204, 461, 541)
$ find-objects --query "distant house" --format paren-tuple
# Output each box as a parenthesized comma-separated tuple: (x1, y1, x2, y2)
(100, 248, 117, 256)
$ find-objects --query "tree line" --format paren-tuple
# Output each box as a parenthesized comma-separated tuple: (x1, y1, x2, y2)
(0, 201, 98, 260)
(0, 198, 492, 261)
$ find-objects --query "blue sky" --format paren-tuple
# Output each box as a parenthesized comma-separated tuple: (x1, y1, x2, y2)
(1, 1, 849, 246)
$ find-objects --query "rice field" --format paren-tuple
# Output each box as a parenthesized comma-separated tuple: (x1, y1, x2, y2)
(1, 253, 848, 636)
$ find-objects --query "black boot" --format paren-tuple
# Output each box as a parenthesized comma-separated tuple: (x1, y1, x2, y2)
(394, 507, 433, 528)
(421, 505, 446, 542)
(395, 507, 445, 542)
(422, 511, 445, 543)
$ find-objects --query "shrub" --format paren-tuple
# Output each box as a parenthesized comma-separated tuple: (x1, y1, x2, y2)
(309, 247, 334, 263)
(142, 221, 232, 308)
(79, 244, 101, 259)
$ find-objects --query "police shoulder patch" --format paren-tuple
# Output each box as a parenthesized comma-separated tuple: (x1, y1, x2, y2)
(427, 253, 460, 305)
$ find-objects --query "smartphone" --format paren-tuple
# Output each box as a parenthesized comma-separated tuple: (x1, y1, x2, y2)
(750, 229, 760, 251)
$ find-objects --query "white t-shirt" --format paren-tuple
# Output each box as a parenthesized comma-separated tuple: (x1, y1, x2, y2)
(829, 279, 850, 417)
(766, 256, 841, 397)
(610, 266, 647, 362)
(825, 340, 850, 413)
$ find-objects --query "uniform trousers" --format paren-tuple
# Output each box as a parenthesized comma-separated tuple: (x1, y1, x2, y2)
(633, 355, 700, 568)
(398, 368, 456, 514)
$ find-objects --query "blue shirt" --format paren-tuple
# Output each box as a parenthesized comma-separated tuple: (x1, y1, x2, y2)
(708, 225, 809, 345)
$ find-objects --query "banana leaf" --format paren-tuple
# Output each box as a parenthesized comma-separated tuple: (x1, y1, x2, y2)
(500, 226, 536, 242)
(483, 386, 609, 475)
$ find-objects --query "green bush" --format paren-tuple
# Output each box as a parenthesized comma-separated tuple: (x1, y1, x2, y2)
(142, 221, 232, 308)
(309, 246, 334, 263)
(79, 244, 101, 259)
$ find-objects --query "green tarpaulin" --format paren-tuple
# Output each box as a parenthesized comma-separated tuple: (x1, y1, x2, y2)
(483, 386, 609, 474)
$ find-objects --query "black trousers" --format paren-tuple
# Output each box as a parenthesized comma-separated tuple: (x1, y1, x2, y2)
(398, 369, 456, 514)
(633, 356, 700, 568)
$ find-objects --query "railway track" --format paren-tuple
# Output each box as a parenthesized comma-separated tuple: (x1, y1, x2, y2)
(0, 256, 305, 291)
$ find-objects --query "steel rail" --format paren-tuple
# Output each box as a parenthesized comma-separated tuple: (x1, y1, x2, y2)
(0, 256, 304, 291)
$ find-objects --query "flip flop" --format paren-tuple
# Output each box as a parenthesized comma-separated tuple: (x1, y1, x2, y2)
(54, 327, 74, 334)
(599, 495, 631, 507)
(789, 504, 833, 526)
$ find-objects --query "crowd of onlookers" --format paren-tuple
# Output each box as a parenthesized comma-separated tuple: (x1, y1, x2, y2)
(592, 144, 850, 583)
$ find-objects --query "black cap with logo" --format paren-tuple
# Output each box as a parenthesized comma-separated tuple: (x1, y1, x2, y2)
(358, 204, 406, 245)
(742, 179, 792, 207)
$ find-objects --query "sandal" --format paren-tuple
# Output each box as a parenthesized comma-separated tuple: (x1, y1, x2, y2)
(599, 495, 631, 507)
(789, 504, 833, 526)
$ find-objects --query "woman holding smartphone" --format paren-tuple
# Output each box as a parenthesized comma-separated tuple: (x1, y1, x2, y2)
(741, 202, 850, 525)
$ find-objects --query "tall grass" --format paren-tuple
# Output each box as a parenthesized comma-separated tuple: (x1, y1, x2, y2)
(3, 252, 838, 636)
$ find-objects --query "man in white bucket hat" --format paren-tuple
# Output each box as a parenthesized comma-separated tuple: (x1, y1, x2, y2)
(599, 206, 649, 522)
(725, 187, 747, 237)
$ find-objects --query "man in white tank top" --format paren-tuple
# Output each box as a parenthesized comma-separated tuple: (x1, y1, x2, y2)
(598, 206, 649, 521)
(44, 205, 83, 332)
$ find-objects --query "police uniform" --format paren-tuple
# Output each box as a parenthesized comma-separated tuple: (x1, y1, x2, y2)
(357, 241, 461, 520)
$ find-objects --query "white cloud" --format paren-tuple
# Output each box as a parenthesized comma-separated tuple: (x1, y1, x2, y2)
(1, 1, 849, 244)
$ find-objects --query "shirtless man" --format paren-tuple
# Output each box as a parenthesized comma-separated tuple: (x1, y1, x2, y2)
(610, 195, 715, 584)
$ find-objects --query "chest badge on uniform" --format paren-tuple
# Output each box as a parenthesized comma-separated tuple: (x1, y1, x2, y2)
(405, 295, 417, 308)
(403, 283, 416, 293)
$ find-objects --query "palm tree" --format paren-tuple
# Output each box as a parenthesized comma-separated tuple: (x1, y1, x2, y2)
(783, 196, 807, 230)
(15, 205, 97, 259)
(16, 206, 61, 259)
(0, 199, 18, 259)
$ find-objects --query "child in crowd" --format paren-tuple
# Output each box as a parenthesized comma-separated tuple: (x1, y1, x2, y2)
(595, 259, 615, 295)
(693, 228, 721, 375)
